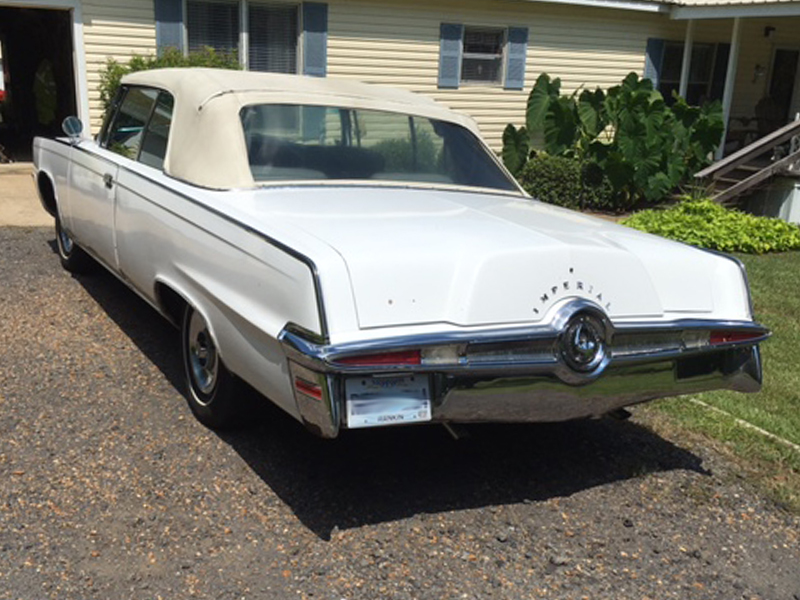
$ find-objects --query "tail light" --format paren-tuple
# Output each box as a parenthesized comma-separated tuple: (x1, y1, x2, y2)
(336, 350, 421, 367)
(710, 330, 764, 346)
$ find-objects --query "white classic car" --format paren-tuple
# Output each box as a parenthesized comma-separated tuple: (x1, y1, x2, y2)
(33, 68, 768, 437)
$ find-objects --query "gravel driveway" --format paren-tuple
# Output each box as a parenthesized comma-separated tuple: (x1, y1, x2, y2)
(1, 225, 798, 600)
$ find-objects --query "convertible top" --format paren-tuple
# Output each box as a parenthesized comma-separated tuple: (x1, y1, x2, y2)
(121, 69, 483, 189)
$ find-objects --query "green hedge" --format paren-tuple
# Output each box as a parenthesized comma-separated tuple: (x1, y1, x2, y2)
(518, 153, 616, 211)
(622, 200, 800, 254)
(98, 47, 241, 117)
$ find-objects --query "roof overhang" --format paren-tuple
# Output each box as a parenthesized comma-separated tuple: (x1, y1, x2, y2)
(521, 0, 670, 13)
(671, 2, 800, 19)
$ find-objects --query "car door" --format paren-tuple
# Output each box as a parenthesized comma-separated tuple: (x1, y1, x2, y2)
(66, 86, 160, 271)
(114, 90, 176, 299)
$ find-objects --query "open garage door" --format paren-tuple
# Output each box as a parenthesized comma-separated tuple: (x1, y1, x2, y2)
(0, 6, 76, 162)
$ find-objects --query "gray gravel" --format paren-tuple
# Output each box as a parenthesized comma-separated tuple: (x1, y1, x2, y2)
(1, 225, 799, 600)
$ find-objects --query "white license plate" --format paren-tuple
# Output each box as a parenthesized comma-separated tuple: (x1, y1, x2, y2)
(345, 374, 431, 429)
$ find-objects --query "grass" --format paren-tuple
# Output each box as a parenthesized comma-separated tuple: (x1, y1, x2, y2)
(640, 251, 800, 512)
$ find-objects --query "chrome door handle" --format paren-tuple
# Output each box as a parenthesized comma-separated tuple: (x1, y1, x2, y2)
(103, 173, 114, 189)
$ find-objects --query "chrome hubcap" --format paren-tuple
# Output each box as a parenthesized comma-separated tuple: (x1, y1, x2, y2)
(187, 311, 219, 398)
(59, 225, 73, 254)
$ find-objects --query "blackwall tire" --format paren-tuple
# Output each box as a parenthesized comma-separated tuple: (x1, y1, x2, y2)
(55, 213, 93, 274)
(181, 305, 240, 429)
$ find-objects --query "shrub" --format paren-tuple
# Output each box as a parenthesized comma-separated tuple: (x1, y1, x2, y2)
(519, 153, 615, 211)
(98, 47, 241, 117)
(622, 200, 800, 254)
(371, 130, 439, 172)
(503, 72, 724, 207)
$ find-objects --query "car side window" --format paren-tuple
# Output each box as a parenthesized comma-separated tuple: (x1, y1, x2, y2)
(106, 87, 159, 160)
(139, 92, 175, 170)
(97, 86, 126, 148)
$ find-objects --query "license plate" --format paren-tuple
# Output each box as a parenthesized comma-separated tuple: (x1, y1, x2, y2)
(345, 374, 431, 429)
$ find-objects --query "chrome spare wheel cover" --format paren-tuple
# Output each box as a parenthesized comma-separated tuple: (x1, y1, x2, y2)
(188, 310, 219, 398)
(553, 300, 613, 385)
(561, 312, 608, 373)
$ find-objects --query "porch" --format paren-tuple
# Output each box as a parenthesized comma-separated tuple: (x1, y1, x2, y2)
(646, 7, 800, 159)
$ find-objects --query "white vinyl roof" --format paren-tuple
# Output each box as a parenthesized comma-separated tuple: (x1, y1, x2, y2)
(121, 68, 482, 189)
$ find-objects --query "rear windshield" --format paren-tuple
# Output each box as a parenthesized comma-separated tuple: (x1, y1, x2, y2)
(240, 104, 518, 192)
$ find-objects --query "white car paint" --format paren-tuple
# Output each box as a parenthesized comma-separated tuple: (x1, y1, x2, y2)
(31, 70, 766, 438)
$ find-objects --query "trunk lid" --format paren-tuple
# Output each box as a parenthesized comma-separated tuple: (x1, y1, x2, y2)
(240, 186, 717, 329)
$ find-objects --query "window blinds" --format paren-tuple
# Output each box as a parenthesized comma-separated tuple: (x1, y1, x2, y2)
(186, 0, 240, 56)
(249, 2, 299, 74)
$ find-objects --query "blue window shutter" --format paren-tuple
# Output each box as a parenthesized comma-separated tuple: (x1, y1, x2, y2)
(438, 23, 463, 89)
(155, 0, 184, 55)
(709, 43, 730, 101)
(303, 2, 328, 77)
(504, 27, 528, 90)
(644, 38, 665, 88)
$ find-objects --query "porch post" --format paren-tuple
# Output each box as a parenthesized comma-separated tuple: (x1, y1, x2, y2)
(716, 16, 742, 159)
(678, 20, 694, 99)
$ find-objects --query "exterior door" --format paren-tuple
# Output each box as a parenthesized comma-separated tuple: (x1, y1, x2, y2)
(769, 49, 800, 123)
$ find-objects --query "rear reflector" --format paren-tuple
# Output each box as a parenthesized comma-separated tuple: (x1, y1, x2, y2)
(336, 350, 422, 367)
(294, 376, 323, 401)
(710, 330, 762, 346)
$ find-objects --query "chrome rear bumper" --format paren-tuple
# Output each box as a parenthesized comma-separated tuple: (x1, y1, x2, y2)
(434, 346, 761, 424)
(280, 320, 765, 438)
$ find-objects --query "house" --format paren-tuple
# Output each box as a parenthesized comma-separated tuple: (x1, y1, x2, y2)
(0, 0, 798, 161)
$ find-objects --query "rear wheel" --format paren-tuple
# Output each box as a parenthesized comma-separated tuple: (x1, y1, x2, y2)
(55, 212, 93, 273)
(181, 305, 240, 429)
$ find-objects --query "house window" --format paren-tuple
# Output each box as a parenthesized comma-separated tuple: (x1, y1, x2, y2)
(645, 38, 729, 106)
(438, 23, 528, 91)
(461, 27, 505, 84)
(249, 2, 298, 73)
(187, 0, 240, 56)
(659, 42, 715, 105)
(186, 0, 300, 73)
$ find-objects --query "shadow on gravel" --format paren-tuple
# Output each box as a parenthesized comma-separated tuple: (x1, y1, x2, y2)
(222, 411, 709, 540)
(51, 239, 184, 391)
(63, 243, 709, 541)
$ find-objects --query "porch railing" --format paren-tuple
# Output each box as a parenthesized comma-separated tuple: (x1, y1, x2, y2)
(694, 119, 800, 205)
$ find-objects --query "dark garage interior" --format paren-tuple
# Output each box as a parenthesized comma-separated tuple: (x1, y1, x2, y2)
(0, 6, 76, 162)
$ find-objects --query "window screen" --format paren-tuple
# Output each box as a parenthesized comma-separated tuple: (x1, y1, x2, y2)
(249, 2, 298, 73)
(461, 27, 504, 84)
(659, 42, 716, 105)
(187, 0, 240, 55)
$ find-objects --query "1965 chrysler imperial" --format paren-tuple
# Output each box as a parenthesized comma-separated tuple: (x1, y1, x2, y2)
(33, 68, 768, 437)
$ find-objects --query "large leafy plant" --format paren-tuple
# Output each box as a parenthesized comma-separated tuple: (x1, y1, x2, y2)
(503, 73, 724, 208)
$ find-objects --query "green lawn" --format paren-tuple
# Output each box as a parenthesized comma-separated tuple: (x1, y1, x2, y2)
(643, 251, 800, 511)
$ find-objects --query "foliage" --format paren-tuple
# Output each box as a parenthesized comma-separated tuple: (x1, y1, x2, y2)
(641, 250, 800, 513)
(517, 153, 615, 211)
(501, 124, 529, 176)
(98, 47, 240, 116)
(623, 200, 800, 253)
(502, 72, 725, 209)
(371, 130, 439, 173)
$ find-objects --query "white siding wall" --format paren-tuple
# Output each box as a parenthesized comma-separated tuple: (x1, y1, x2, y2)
(82, 0, 156, 129)
(74, 0, 800, 147)
(326, 0, 800, 150)
(326, 0, 671, 150)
